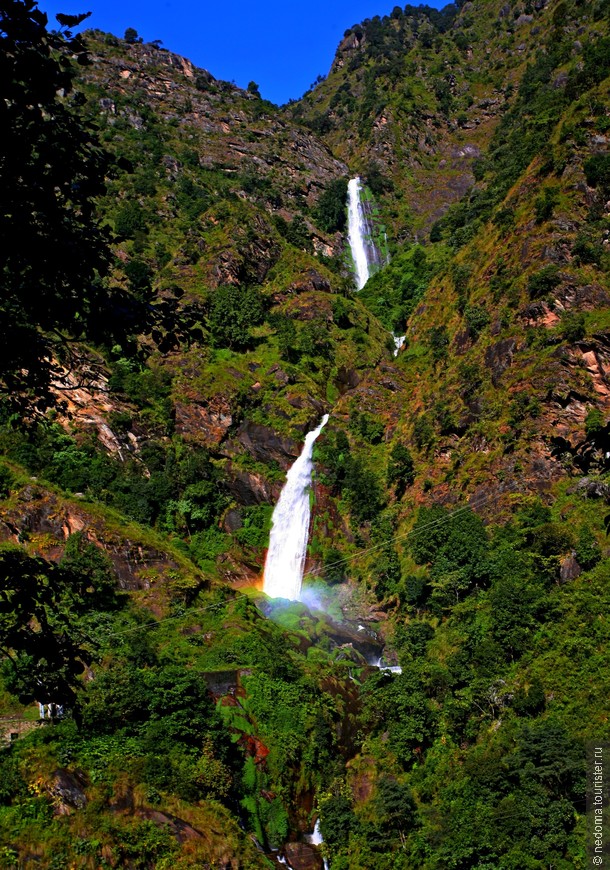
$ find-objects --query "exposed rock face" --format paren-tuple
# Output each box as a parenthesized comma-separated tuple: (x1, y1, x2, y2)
(175, 393, 233, 447)
(224, 422, 300, 470)
(224, 465, 282, 506)
(0, 486, 199, 593)
(287, 269, 332, 296)
(49, 769, 87, 815)
(206, 215, 282, 287)
(335, 367, 362, 392)
(51, 367, 133, 457)
(85, 37, 348, 215)
(578, 338, 610, 400)
(560, 552, 582, 584)
(485, 338, 518, 386)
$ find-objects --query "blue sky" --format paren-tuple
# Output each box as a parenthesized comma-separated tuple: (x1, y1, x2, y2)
(37, 0, 447, 105)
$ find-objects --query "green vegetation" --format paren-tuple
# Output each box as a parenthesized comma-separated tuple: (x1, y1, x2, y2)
(359, 244, 441, 331)
(1, 0, 610, 866)
(315, 178, 349, 233)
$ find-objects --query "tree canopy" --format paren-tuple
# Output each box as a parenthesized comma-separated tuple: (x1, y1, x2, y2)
(0, 0, 111, 410)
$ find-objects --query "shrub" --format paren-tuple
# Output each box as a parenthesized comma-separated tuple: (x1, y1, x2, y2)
(387, 443, 415, 497)
(413, 415, 435, 452)
(207, 285, 266, 349)
(274, 214, 313, 252)
(464, 305, 490, 338)
(365, 162, 393, 196)
(426, 325, 449, 362)
(561, 312, 585, 343)
(534, 186, 559, 223)
(274, 316, 299, 362)
(527, 265, 561, 299)
(585, 407, 605, 439)
(114, 202, 147, 239)
(324, 548, 347, 584)
(343, 457, 383, 523)
(124, 258, 153, 296)
(576, 525, 601, 570)
(429, 221, 443, 242)
(350, 411, 385, 444)
(0, 465, 14, 499)
(235, 505, 273, 549)
(584, 153, 610, 194)
(572, 232, 602, 265)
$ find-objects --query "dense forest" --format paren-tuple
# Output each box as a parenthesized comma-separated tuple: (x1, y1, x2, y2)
(0, 0, 609, 867)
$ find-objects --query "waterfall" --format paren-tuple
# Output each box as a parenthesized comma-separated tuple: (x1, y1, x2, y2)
(306, 820, 323, 846)
(347, 177, 373, 290)
(305, 820, 329, 870)
(393, 334, 406, 356)
(263, 415, 329, 601)
(374, 656, 403, 675)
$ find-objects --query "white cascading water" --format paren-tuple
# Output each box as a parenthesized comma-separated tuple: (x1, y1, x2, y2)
(263, 415, 330, 601)
(375, 656, 403, 675)
(347, 177, 372, 290)
(393, 334, 406, 356)
(305, 821, 329, 870)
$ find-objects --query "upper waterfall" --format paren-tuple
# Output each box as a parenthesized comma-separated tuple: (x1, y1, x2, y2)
(347, 177, 371, 290)
(263, 415, 330, 601)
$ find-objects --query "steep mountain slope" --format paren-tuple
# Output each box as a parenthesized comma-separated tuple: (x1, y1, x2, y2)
(1, 1, 610, 868)
(292, 0, 609, 240)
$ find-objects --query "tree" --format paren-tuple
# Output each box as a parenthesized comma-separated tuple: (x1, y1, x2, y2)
(315, 178, 348, 233)
(0, 1, 112, 410)
(124, 27, 142, 44)
(411, 506, 489, 604)
(387, 443, 414, 498)
(247, 80, 261, 97)
(207, 285, 266, 350)
(0, 543, 119, 707)
(320, 795, 359, 852)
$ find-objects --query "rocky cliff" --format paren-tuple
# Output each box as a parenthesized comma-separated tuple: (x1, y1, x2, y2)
(1, 1, 609, 868)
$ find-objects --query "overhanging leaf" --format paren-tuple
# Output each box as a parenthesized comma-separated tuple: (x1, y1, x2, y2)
(55, 11, 91, 28)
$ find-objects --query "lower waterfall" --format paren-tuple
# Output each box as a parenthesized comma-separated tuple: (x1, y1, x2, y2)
(263, 415, 329, 601)
(305, 820, 329, 869)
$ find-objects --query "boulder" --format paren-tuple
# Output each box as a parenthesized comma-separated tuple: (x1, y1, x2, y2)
(138, 809, 203, 843)
(560, 552, 582, 584)
(283, 843, 323, 870)
(575, 477, 610, 501)
(49, 769, 87, 815)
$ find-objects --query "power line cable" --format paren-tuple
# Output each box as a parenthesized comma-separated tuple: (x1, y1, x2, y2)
(305, 490, 492, 579)
(98, 493, 493, 640)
